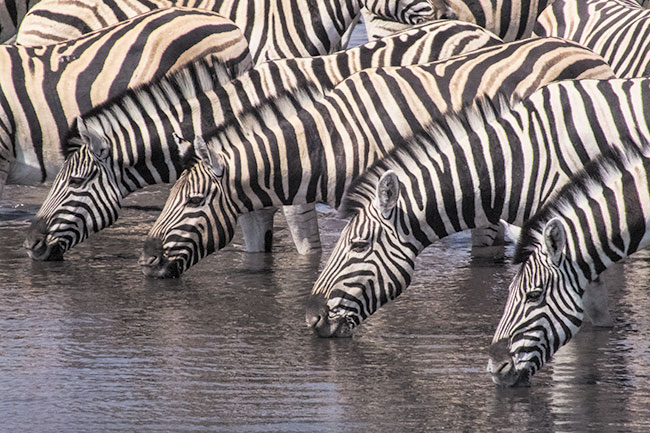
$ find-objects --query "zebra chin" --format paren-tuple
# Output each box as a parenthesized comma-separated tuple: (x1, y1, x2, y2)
(305, 293, 355, 338)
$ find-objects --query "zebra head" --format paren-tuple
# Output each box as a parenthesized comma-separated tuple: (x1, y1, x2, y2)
(306, 170, 418, 337)
(24, 117, 122, 261)
(488, 218, 585, 387)
(363, 0, 457, 23)
(139, 134, 236, 279)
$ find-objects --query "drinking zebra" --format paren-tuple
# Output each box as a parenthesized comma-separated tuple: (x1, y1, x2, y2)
(0, 7, 251, 199)
(0, 0, 39, 43)
(15, 0, 452, 61)
(134, 38, 614, 279)
(488, 135, 650, 387)
(305, 77, 650, 338)
(24, 20, 502, 261)
(534, 0, 650, 77)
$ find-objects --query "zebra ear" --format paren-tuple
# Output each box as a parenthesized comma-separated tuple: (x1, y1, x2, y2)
(543, 218, 567, 266)
(374, 170, 400, 219)
(193, 135, 225, 178)
(76, 117, 109, 160)
(173, 132, 195, 169)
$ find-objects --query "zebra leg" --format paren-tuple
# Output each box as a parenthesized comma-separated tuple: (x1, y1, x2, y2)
(470, 223, 505, 259)
(238, 208, 278, 253)
(0, 158, 10, 199)
(282, 203, 322, 254)
(583, 277, 613, 328)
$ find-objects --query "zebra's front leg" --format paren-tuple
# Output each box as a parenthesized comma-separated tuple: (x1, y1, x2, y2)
(238, 208, 278, 252)
(470, 223, 505, 259)
(0, 158, 10, 199)
(583, 277, 613, 328)
(282, 203, 321, 254)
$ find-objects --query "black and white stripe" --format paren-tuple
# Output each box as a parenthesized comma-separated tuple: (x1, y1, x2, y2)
(488, 137, 650, 387)
(16, 0, 446, 62)
(25, 20, 503, 262)
(534, 0, 650, 77)
(0, 0, 39, 43)
(306, 77, 650, 338)
(137, 37, 614, 279)
(0, 7, 251, 198)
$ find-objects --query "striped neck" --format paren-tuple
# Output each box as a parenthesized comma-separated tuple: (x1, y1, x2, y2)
(514, 144, 650, 285)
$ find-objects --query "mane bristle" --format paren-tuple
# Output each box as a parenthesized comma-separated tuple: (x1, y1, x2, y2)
(339, 93, 511, 215)
(60, 54, 243, 156)
(512, 135, 650, 264)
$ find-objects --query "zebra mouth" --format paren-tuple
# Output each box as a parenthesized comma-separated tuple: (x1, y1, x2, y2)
(313, 315, 354, 338)
(487, 356, 532, 387)
(139, 258, 182, 279)
(25, 237, 65, 261)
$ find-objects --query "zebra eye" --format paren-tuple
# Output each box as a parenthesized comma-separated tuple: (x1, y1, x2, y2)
(68, 176, 86, 188)
(350, 240, 370, 253)
(525, 289, 544, 303)
(187, 195, 205, 207)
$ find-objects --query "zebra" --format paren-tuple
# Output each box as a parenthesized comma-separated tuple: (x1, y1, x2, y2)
(488, 137, 650, 387)
(15, 0, 455, 256)
(305, 77, 650, 338)
(534, 0, 650, 77)
(15, 0, 453, 62)
(0, 7, 252, 199)
(23, 20, 504, 262)
(0, 0, 39, 43)
(135, 37, 615, 279)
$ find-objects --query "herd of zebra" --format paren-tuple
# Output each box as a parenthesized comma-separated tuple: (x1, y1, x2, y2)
(3, 0, 650, 388)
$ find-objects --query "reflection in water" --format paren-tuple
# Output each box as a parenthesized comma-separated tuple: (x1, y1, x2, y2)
(3, 184, 650, 432)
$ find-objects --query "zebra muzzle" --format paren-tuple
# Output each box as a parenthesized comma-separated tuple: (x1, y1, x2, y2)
(486, 339, 531, 387)
(24, 217, 65, 261)
(305, 293, 353, 338)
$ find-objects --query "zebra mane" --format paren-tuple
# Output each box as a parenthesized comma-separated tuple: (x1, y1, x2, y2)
(201, 80, 326, 149)
(338, 93, 510, 217)
(512, 135, 650, 265)
(61, 55, 247, 157)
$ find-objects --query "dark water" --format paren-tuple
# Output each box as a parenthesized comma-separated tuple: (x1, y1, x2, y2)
(2, 182, 650, 433)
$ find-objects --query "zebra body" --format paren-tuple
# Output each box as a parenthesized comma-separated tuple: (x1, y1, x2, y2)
(306, 77, 650, 338)
(16, 0, 446, 62)
(0, 0, 39, 43)
(0, 7, 251, 198)
(24, 20, 503, 261)
(137, 37, 615, 278)
(534, 0, 650, 77)
(488, 138, 650, 386)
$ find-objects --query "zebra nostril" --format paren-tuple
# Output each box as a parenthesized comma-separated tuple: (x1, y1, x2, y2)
(441, 9, 457, 20)
(305, 293, 329, 329)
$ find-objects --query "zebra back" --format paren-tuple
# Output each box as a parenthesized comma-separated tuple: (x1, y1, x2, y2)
(1, 7, 251, 193)
(16, 0, 444, 62)
(534, 0, 650, 77)
(489, 138, 650, 386)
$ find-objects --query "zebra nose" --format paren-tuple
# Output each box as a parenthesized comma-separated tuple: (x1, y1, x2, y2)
(487, 339, 514, 375)
(305, 293, 329, 330)
(139, 236, 164, 266)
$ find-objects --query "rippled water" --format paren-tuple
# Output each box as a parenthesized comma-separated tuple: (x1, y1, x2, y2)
(2, 181, 650, 433)
(2, 23, 650, 433)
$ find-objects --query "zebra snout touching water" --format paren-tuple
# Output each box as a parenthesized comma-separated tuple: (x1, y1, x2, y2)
(488, 141, 650, 386)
